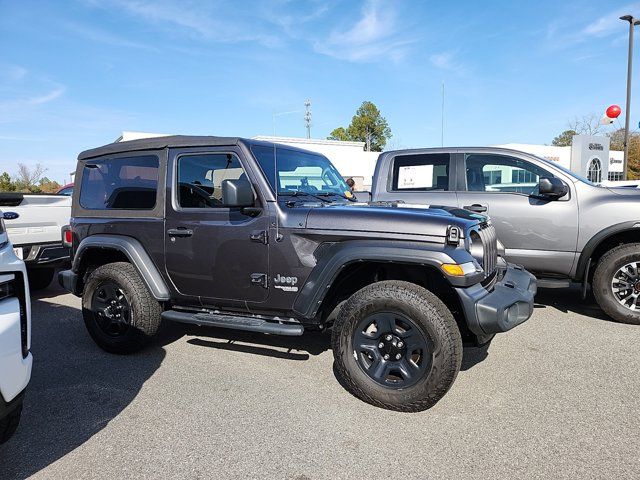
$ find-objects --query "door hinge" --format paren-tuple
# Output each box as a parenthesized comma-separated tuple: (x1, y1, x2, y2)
(250, 273, 268, 289)
(250, 230, 269, 244)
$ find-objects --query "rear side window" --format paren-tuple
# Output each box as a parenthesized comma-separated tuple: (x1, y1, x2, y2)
(79, 155, 159, 210)
(391, 153, 450, 191)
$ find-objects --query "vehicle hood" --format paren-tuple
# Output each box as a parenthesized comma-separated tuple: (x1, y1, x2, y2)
(605, 186, 640, 197)
(304, 201, 484, 238)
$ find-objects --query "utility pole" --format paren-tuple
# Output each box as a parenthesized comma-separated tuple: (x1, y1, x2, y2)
(304, 100, 312, 139)
(620, 15, 640, 180)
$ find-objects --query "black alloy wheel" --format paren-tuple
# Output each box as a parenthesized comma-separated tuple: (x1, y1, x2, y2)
(353, 312, 431, 388)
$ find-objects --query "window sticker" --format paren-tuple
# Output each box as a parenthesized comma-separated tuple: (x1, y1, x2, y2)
(397, 165, 434, 189)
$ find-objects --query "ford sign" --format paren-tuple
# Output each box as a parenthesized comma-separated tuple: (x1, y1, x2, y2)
(2, 212, 19, 220)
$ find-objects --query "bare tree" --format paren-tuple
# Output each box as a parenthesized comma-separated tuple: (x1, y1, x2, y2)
(16, 163, 47, 188)
(567, 114, 604, 136)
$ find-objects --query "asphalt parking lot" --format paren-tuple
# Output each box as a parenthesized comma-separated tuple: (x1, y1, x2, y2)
(1, 283, 639, 479)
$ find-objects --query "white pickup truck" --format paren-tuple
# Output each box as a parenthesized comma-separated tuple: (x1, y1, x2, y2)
(0, 211, 32, 444)
(0, 193, 71, 290)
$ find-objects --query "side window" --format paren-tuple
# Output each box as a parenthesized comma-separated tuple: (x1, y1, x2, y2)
(391, 153, 450, 191)
(465, 154, 551, 194)
(177, 153, 249, 208)
(79, 155, 159, 210)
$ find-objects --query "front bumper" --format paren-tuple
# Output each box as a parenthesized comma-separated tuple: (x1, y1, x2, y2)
(456, 263, 537, 335)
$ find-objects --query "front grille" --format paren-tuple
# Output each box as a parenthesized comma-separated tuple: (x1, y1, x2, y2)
(478, 222, 498, 276)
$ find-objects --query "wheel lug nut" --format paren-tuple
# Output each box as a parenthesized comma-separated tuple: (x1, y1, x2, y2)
(383, 354, 390, 360)
(385, 334, 392, 341)
(395, 353, 402, 360)
(378, 342, 384, 348)
(397, 341, 404, 348)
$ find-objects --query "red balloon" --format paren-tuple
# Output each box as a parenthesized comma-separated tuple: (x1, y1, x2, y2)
(606, 105, 621, 119)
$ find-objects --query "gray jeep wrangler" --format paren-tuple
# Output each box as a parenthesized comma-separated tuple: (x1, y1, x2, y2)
(59, 136, 536, 411)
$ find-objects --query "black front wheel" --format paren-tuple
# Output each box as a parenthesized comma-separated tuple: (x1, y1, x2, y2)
(82, 262, 162, 353)
(332, 280, 463, 412)
(593, 243, 640, 325)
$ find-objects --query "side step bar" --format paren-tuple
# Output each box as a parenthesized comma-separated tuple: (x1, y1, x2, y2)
(537, 278, 571, 289)
(161, 310, 304, 336)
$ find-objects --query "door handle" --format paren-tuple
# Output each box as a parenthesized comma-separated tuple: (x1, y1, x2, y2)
(463, 204, 488, 213)
(167, 228, 193, 237)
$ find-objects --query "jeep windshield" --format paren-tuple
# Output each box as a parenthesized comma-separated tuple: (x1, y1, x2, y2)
(251, 145, 353, 202)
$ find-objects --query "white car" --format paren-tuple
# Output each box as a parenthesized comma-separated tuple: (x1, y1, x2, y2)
(0, 211, 32, 444)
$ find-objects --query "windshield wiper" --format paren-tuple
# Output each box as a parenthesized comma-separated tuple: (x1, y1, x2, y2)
(278, 191, 333, 204)
(315, 192, 357, 202)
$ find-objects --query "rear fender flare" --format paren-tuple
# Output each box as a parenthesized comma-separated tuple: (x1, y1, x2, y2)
(73, 235, 170, 301)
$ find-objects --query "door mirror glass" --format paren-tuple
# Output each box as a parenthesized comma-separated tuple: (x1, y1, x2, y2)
(538, 177, 568, 199)
(221, 179, 254, 207)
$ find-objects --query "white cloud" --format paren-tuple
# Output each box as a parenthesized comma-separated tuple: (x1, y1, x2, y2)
(26, 87, 66, 106)
(314, 0, 415, 63)
(2, 65, 28, 82)
(86, 0, 281, 47)
(430, 52, 453, 69)
(583, 4, 640, 38)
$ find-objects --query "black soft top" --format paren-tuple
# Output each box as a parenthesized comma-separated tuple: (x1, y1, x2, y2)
(78, 135, 244, 160)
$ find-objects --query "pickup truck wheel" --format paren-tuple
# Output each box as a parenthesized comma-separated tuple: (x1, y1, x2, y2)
(0, 405, 22, 444)
(27, 267, 54, 291)
(593, 243, 640, 325)
(332, 280, 463, 412)
(82, 262, 162, 353)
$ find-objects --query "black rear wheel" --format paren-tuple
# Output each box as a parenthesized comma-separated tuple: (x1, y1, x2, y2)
(332, 280, 463, 412)
(82, 262, 162, 353)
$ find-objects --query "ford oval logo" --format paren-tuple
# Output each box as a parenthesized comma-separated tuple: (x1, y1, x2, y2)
(2, 212, 19, 220)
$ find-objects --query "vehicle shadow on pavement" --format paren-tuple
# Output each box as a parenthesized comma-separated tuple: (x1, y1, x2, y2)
(0, 289, 182, 480)
(533, 286, 611, 322)
(184, 325, 331, 360)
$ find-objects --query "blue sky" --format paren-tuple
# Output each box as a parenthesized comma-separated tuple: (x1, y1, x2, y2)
(1, 0, 639, 183)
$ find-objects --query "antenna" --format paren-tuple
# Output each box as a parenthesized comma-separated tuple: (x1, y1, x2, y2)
(304, 100, 312, 139)
(441, 81, 445, 147)
(272, 113, 282, 242)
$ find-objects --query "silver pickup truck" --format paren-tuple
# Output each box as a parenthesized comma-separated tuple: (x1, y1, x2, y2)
(0, 193, 71, 290)
(371, 146, 640, 325)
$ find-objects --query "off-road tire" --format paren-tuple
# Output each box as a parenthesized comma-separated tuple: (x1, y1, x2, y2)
(82, 262, 162, 353)
(593, 243, 640, 325)
(27, 267, 55, 291)
(332, 280, 463, 412)
(0, 405, 22, 444)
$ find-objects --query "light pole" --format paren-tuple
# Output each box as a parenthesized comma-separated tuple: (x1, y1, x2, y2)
(620, 15, 640, 180)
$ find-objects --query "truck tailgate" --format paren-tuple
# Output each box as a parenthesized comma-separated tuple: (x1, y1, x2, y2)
(0, 194, 72, 246)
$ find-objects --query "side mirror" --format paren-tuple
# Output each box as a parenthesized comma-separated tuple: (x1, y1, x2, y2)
(221, 179, 254, 207)
(538, 177, 568, 199)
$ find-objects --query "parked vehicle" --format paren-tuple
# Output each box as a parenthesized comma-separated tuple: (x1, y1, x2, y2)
(0, 210, 32, 444)
(56, 183, 74, 196)
(0, 193, 71, 290)
(58, 136, 535, 411)
(371, 146, 640, 324)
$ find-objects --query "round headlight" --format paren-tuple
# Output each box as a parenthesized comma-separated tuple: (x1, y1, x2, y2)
(469, 231, 484, 267)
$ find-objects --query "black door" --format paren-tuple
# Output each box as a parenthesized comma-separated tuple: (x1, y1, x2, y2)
(164, 147, 269, 304)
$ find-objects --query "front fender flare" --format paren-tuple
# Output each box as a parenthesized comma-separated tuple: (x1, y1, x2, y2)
(292, 240, 474, 319)
(73, 234, 170, 301)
